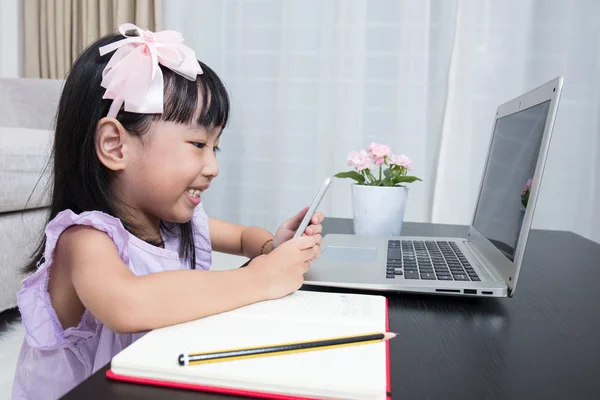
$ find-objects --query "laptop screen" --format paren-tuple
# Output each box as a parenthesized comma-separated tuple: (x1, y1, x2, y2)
(472, 100, 551, 261)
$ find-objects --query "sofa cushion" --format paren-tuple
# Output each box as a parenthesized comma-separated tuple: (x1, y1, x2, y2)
(0, 127, 53, 213)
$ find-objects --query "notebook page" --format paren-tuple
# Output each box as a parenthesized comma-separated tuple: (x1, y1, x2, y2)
(112, 291, 388, 399)
(230, 290, 385, 327)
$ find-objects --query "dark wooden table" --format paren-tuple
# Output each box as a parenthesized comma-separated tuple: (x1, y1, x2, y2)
(63, 219, 600, 399)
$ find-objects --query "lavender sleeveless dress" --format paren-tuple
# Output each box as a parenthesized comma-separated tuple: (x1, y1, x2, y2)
(11, 205, 212, 399)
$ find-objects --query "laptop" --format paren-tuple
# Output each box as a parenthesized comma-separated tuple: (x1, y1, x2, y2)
(305, 77, 563, 297)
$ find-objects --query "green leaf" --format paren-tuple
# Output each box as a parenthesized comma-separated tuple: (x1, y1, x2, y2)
(334, 170, 366, 184)
(366, 170, 378, 185)
(381, 168, 393, 186)
(521, 191, 529, 207)
(392, 175, 422, 185)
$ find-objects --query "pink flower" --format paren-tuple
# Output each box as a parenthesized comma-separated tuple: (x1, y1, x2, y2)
(374, 156, 385, 165)
(347, 150, 371, 171)
(368, 143, 391, 158)
(523, 179, 533, 193)
(390, 154, 413, 170)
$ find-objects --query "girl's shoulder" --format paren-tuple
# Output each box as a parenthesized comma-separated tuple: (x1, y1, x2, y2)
(45, 209, 131, 264)
(16, 210, 131, 349)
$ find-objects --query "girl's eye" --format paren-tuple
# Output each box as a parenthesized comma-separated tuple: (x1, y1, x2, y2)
(191, 142, 221, 153)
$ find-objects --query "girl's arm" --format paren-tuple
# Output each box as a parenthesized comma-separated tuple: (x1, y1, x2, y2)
(209, 218, 273, 258)
(59, 225, 315, 334)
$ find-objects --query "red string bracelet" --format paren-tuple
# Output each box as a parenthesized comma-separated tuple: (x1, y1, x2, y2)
(259, 239, 273, 255)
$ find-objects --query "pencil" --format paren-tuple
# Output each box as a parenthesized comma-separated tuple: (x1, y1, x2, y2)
(178, 332, 396, 366)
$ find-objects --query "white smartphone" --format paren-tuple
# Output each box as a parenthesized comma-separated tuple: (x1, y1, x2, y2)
(293, 177, 332, 238)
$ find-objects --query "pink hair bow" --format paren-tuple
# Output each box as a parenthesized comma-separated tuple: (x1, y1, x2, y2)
(98, 23, 203, 118)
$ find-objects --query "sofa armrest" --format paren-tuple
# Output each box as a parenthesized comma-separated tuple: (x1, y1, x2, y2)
(0, 78, 64, 130)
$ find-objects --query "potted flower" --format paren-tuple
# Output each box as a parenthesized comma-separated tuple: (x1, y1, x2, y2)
(335, 143, 421, 236)
(513, 178, 532, 251)
(521, 178, 532, 208)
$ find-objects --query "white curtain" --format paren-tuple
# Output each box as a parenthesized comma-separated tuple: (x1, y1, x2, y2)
(0, 0, 21, 78)
(164, 0, 600, 244)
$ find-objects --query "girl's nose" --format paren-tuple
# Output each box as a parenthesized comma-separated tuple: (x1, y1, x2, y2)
(202, 151, 219, 178)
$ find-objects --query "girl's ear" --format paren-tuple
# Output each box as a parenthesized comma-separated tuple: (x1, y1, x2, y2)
(95, 117, 131, 171)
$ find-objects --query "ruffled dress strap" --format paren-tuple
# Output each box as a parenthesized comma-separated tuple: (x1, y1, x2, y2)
(192, 203, 212, 270)
(17, 210, 131, 350)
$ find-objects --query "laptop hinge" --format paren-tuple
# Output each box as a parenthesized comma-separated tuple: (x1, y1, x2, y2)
(463, 240, 507, 284)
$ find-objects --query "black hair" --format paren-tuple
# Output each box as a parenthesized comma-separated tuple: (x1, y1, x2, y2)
(23, 32, 230, 274)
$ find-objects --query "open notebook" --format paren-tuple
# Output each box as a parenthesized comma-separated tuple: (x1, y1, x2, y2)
(107, 290, 390, 399)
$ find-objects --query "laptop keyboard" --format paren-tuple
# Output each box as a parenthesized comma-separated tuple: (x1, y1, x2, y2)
(386, 240, 480, 281)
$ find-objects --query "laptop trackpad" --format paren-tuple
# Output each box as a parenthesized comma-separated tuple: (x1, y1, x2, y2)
(321, 246, 378, 263)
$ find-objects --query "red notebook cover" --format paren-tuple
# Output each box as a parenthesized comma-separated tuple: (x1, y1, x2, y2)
(107, 298, 391, 399)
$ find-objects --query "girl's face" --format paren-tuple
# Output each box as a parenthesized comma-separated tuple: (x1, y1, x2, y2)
(118, 120, 220, 234)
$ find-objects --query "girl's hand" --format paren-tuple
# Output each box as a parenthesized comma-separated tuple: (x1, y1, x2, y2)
(248, 235, 320, 300)
(272, 207, 324, 250)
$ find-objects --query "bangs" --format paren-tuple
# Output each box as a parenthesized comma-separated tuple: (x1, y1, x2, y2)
(158, 61, 230, 129)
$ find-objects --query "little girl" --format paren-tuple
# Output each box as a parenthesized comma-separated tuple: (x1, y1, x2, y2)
(12, 24, 323, 400)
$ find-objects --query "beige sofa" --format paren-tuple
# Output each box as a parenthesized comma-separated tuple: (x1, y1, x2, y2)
(0, 78, 63, 313)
